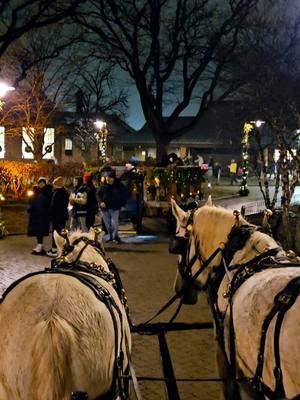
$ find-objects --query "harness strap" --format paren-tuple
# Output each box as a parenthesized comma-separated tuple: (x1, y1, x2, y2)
(253, 276, 300, 399)
(227, 247, 282, 299)
(1, 268, 129, 400)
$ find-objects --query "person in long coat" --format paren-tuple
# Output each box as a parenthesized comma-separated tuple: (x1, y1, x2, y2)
(47, 176, 69, 257)
(97, 170, 128, 243)
(27, 177, 52, 255)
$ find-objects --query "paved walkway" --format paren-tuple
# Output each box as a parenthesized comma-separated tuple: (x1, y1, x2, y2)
(0, 235, 220, 400)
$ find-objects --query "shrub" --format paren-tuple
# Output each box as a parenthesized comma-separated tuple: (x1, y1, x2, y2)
(0, 161, 84, 199)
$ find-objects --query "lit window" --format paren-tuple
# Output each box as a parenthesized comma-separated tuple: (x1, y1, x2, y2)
(43, 128, 54, 159)
(0, 127, 4, 159)
(65, 138, 73, 150)
(22, 127, 34, 159)
(64, 138, 73, 156)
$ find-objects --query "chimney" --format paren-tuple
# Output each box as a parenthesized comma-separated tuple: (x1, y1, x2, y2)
(75, 89, 84, 114)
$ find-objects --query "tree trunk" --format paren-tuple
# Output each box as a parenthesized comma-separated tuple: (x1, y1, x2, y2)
(278, 149, 292, 249)
(156, 141, 169, 163)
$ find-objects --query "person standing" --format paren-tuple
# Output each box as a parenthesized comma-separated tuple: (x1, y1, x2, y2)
(228, 159, 238, 185)
(69, 176, 88, 232)
(213, 162, 222, 185)
(82, 173, 98, 229)
(47, 176, 69, 257)
(97, 170, 128, 243)
(27, 177, 52, 255)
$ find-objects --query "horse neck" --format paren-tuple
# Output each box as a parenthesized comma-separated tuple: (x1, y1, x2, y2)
(195, 207, 237, 263)
(230, 230, 281, 266)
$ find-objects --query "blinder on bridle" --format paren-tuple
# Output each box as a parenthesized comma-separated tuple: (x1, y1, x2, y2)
(168, 235, 189, 255)
(169, 208, 199, 305)
(168, 205, 196, 256)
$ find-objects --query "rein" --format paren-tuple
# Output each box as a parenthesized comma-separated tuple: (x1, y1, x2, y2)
(53, 234, 134, 400)
(136, 241, 223, 331)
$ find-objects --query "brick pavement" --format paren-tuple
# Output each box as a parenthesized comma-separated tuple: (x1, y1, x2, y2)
(0, 235, 221, 400)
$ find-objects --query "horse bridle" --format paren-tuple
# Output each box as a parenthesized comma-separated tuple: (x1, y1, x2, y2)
(51, 229, 132, 400)
(170, 208, 224, 289)
(51, 229, 129, 311)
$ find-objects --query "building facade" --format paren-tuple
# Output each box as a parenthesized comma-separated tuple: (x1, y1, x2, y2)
(110, 102, 245, 165)
(0, 111, 134, 164)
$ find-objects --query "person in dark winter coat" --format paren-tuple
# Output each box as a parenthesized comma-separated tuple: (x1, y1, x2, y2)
(47, 176, 69, 257)
(97, 170, 128, 243)
(69, 176, 88, 232)
(27, 177, 52, 255)
(83, 173, 98, 229)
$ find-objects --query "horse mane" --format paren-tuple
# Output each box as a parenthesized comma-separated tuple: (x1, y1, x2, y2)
(69, 230, 95, 243)
(193, 205, 248, 261)
(59, 230, 108, 270)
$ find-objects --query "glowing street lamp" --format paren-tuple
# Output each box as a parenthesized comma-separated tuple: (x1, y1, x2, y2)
(0, 82, 14, 112)
(0, 82, 14, 98)
(94, 119, 108, 163)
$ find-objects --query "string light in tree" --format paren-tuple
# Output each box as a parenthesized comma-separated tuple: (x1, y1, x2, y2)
(94, 120, 108, 163)
(239, 122, 254, 196)
(239, 120, 265, 196)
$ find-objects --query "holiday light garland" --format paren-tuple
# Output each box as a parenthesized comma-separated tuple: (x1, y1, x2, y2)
(149, 166, 206, 200)
(239, 122, 254, 196)
(97, 126, 108, 162)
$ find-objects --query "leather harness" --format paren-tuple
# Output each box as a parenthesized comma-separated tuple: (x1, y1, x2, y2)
(0, 237, 131, 400)
(179, 211, 300, 400)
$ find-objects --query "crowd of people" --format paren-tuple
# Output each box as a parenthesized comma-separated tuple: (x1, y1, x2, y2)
(27, 170, 128, 257)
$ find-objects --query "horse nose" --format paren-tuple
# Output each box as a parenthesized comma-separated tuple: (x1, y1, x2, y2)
(71, 392, 89, 400)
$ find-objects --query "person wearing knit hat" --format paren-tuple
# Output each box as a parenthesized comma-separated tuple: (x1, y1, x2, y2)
(38, 177, 47, 185)
(47, 176, 69, 257)
(52, 176, 64, 187)
(83, 172, 92, 184)
(27, 178, 52, 255)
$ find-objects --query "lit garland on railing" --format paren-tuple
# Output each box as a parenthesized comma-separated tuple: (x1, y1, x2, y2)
(150, 166, 206, 200)
(239, 122, 254, 196)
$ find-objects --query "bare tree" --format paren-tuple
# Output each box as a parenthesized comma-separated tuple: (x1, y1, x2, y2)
(0, 29, 79, 161)
(75, 0, 259, 161)
(70, 63, 128, 161)
(230, 0, 300, 248)
(0, 0, 82, 62)
(76, 63, 128, 118)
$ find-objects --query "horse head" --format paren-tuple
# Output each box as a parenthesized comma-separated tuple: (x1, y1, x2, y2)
(171, 197, 244, 303)
(53, 228, 110, 272)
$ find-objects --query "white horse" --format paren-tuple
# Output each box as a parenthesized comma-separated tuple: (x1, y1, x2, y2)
(0, 228, 131, 400)
(171, 198, 300, 400)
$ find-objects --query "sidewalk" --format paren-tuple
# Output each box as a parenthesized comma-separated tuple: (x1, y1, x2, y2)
(0, 177, 271, 236)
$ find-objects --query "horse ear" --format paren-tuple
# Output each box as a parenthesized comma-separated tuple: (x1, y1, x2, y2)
(171, 198, 186, 224)
(205, 195, 213, 207)
(54, 230, 65, 250)
(87, 227, 95, 239)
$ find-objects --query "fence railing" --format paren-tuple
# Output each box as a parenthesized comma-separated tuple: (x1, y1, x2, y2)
(241, 194, 300, 217)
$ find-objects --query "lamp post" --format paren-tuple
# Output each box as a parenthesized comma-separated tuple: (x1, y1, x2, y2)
(0, 81, 14, 237)
(0, 81, 14, 155)
(239, 120, 265, 196)
(94, 119, 108, 163)
(0, 82, 14, 110)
